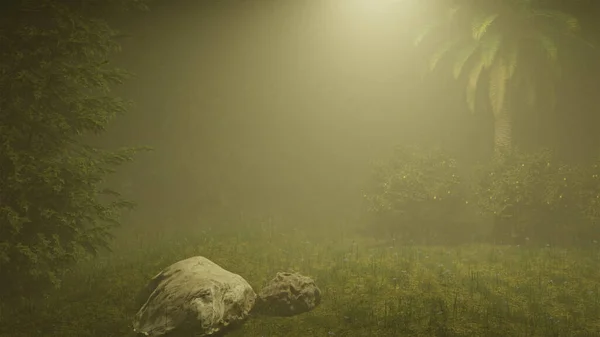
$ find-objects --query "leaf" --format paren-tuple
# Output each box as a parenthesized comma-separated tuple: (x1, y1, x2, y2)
(453, 42, 478, 79)
(466, 58, 485, 113)
(414, 23, 436, 47)
(532, 9, 580, 33)
(505, 44, 518, 79)
(481, 34, 502, 68)
(428, 38, 460, 72)
(472, 13, 499, 40)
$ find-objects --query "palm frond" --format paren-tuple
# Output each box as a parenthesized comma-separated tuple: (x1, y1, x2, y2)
(564, 32, 597, 51)
(489, 58, 509, 117)
(532, 9, 580, 33)
(429, 38, 460, 72)
(415, 6, 460, 47)
(472, 13, 499, 40)
(481, 34, 502, 68)
(466, 58, 485, 112)
(414, 22, 436, 47)
(453, 42, 478, 79)
(506, 44, 518, 79)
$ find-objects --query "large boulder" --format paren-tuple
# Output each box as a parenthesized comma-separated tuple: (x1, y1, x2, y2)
(253, 272, 321, 317)
(132, 256, 256, 337)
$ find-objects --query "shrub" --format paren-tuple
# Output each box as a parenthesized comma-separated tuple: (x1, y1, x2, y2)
(572, 157, 600, 242)
(363, 145, 469, 243)
(474, 149, 597, 245)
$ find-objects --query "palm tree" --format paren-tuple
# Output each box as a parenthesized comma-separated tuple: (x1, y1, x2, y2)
(415, 0, 592, 156)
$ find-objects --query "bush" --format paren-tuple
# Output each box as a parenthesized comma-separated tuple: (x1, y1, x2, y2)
(364, 146, 600, 246)
(571, 156, 600, 241)
(363, 145, 469, 243)
(475, 149, 599, 245)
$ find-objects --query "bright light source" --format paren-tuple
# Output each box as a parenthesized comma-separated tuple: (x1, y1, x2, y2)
(358, 0, 406, 10)
(347, 0, 412, 17)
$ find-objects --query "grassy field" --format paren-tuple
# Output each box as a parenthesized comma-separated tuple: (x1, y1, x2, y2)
(2, 220, 600, 337)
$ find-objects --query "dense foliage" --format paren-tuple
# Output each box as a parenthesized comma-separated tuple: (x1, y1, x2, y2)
(0, 0, 148, 300)
(363, 146, 469, 243)
(476, 149, 581, 244)
(366, 146, 600, 245)
(478, 149, 600, 245)
(416, 0, 593, 153)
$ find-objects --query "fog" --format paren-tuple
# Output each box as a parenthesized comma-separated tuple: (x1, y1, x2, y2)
(6, 1, 600, 335)
(102, 0, 598, 231)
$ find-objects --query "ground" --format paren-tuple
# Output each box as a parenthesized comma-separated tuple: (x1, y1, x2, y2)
(1, 221, 600, 337)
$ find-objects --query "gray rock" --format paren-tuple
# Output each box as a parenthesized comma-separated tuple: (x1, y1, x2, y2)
(132, 256, 256, 337)
(254, 272, 321, 317)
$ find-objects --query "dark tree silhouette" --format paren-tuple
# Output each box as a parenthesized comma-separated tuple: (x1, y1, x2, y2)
(0, 0, 149, 301)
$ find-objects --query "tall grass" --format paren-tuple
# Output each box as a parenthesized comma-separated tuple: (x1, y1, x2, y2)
(2, 219, 600, 337)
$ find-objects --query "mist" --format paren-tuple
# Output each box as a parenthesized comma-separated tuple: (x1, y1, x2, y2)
(100, 0, 599, 233)
(3, 0, 600, 335)
(108, 2, 450, 221)
(102, 0, 479, 228)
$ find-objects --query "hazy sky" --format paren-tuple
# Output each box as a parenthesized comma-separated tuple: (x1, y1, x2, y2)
(103, 0, 600, 226)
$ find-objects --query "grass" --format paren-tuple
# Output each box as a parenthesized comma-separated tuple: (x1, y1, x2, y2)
(2, 219, 600, 337)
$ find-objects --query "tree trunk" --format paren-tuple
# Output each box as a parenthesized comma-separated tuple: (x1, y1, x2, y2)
(493, 108, 512, 156)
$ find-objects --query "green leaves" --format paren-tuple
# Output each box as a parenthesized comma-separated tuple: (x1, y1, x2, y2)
(466, 58, 485, 112)
(364, 146, 466, 241)
(475, 148, 600, 243)
(532, 9, 580, 33)
(0, 0, 147, 300)
(506, 45, 518, 78)
(414, 22, 436, 47)
(472, 13, 499, 40)
(416, 0, 590, 134)
(453, 42, 478, 79)
(428, 38, 460, 72)
(481, 34, 502, 68)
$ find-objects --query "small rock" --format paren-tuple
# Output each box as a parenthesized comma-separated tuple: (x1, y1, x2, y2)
(254, 272, 321, 317)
